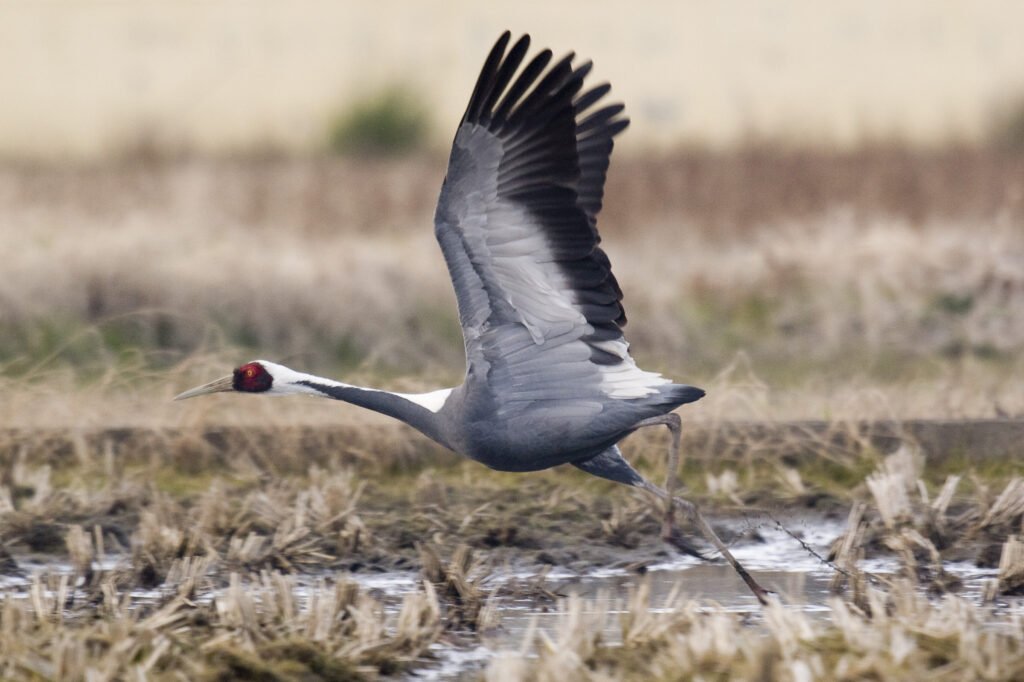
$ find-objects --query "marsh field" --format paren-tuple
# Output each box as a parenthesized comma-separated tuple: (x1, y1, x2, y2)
(3, 147, 1024, 680)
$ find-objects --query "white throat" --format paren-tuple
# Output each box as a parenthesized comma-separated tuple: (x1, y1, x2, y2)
(395, 388, 453, 413)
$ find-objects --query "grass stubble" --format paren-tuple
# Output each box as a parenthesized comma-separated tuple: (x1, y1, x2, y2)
(1, 148, 1024, 678)
(1, 424, 1024, 679)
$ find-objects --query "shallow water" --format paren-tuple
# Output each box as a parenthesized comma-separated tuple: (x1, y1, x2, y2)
(420, 517, 1012, 679)
(0, 518, 1012, 680)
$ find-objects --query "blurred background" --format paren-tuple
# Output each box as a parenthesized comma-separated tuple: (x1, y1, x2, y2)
(3, 1, 1024, 426)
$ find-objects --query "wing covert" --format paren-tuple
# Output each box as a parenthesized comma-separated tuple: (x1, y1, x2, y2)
(434, 32, 668, 405)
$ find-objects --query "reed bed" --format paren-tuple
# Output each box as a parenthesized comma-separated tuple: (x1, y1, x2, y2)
(484, 446, 1024, 681)
(2, 150, 1023, 422)
(2, 149, 1024, 678)
(828, 447, 1024, 598)
(485, 581, 1024, 681)
(2, 440, 1023, 679)
(0, 570, 444, 680)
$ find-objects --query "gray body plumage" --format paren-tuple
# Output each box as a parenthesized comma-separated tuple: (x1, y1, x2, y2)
(427, 33, 704, 477)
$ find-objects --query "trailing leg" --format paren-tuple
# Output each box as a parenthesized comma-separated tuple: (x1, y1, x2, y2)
(573, 445, 771, 605)
(640, 480, 771, 605)
(633, 413, 682, 539)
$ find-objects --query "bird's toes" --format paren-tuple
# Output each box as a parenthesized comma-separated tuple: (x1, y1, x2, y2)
(662, 526, 711, 561)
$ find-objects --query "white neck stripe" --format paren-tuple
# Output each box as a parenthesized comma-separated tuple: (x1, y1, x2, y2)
(255, 360, 453, 413)
(395, 388, 453, 413)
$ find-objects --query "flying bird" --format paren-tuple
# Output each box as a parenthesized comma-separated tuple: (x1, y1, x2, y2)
(177, 32, 768, 603)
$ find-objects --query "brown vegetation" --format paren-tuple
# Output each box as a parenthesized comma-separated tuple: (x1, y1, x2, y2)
(1, 418, 1023, 679)
(2, 148, 1023, 422)
(2, 148, 1024, 678)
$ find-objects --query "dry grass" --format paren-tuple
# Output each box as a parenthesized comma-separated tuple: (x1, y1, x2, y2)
(0, 570, 443, 680)
(1, 394, 1023, 678)
(484, 445, 1024, 681)
(485, 581, 1024, 681)
(2, 149, 1024, 422)
(2, 148, 1024, 677)
(828, 446, 1024, 599)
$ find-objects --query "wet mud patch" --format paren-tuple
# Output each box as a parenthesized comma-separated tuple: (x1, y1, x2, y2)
(2, 427, 1024, 678)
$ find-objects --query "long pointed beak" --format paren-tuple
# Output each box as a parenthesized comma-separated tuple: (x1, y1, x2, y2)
(174, 375, 234, 401)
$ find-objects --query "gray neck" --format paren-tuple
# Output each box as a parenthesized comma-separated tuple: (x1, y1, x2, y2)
(296, 379, 449, 448)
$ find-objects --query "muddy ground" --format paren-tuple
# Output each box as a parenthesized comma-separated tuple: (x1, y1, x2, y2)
(1, 422, 1023, 679)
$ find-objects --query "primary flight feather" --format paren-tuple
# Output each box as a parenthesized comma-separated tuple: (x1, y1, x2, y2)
(177, 32, 769, 604)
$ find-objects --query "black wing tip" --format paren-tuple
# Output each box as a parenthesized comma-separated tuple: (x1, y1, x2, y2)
(465, 33, 614, 131)
(464, 34, 631, 144)
(464, 31, 524, 124)
(494, 31, 531, 54)
(452, 32, 631, 337)
(506, 33, 532, 63)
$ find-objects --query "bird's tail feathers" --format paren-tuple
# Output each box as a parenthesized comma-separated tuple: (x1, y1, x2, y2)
(660, 383, 705, 407)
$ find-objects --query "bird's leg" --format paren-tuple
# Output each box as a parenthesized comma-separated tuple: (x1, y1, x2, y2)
(632, 414, 771, 605)
(633, 414, 683, 539)
(639, 480, 771, 605)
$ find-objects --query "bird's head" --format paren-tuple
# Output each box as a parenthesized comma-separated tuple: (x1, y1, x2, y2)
(174, 360, 300, 400)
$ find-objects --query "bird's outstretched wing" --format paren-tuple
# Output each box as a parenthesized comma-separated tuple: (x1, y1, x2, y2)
(434, 32, 671, 413)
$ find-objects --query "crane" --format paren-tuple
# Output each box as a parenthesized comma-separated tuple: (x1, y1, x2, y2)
(176, 32, 769, 604)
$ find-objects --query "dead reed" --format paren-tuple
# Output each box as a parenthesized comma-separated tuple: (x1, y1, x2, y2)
(1, 412, 1023, 678)
(0, 569, 445, 680)
(826, 446, 1024, 601)
(481, 445, 1024, 679)
(2, 149, 1024, 678)
(2, 150, 1023, 421)
(485, 579, 1024, 681)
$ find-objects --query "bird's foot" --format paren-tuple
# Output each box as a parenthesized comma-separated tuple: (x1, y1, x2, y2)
(661, 523, 710, 561)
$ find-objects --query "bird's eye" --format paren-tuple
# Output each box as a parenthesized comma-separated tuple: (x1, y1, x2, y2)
(246, 368, 255, 378)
